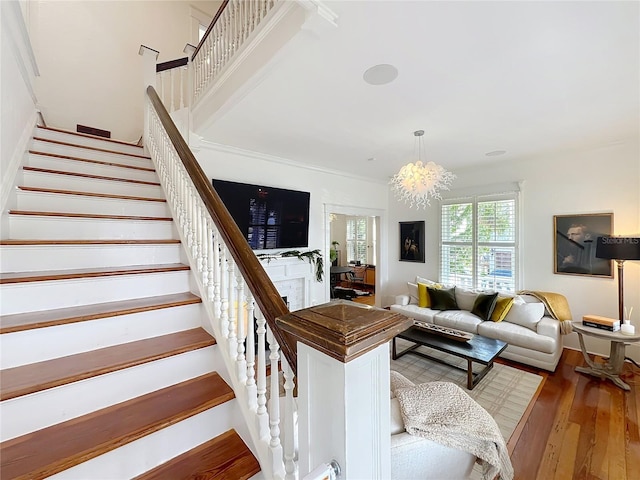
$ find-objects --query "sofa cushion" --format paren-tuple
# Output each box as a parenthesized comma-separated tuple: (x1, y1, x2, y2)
(390, 398, 405, 435)
(504, 301, 545, 330)
(477, 320, 557, 354)
(471, 292, 499, 321)
(490, 296, 515, 322)
(454, 287, 478, 311)
(433, 310, 483, 333)
(390, 304, 439, 323)
(428, 286, 458, 310)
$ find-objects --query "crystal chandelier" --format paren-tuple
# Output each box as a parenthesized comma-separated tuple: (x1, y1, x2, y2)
(390, 130, 455, 208)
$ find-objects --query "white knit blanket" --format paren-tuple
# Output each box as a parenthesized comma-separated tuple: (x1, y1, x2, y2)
(393, 379, 514, 480)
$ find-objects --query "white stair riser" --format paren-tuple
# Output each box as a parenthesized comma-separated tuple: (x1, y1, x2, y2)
(26, 154, 159, 183)
(1, 243, 183, 273)
(35, 128, 145, 156)
(1, 303, 204, 368)
(22, 170, 164, 198)
(0, 346, 218, 442)
(31, 139, 153, 168)
(0, 270, 192, 315)
(16, 190, 170, 217)
(47, 400, 240, 480)
(9, 215, 176, 240)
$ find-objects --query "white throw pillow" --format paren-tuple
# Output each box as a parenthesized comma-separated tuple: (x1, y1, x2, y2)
(455, 288, 478, 311)
(416, 276, 438, 286)
(406, 282, 419, 304)
(504, 301, 545, 330)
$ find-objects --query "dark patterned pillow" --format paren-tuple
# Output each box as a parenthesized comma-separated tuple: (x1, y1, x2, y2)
(471, 292, 499, 321)
(427, 286, 458, 310)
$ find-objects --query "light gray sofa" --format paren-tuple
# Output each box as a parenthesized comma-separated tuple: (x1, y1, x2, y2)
(390, 278, 563, 371)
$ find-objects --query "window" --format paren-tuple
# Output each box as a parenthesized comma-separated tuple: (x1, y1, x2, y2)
(440, 193, 518, 293)
(346, 216, 368, 264)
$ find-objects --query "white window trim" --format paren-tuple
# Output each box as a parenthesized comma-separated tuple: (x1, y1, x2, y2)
(439, 188, 522, 293)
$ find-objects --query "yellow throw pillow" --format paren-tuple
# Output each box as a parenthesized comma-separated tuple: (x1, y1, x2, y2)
(417, 282, 430, 307)
(491, 296, 514, 322)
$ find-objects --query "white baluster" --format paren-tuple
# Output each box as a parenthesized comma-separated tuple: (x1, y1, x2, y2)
(180, 66, 185, 110)
(220, 244, 230, 342)
(256, 310, 269, 436)
(283, 358, 297, 480)
(267, 327, 281, 448)
(236, 279, 247, 382)
(246, 293, 257, 410)
(227, 261, 238, 360)
(170, 67, 175, 112)
(267, 326, 284, 479)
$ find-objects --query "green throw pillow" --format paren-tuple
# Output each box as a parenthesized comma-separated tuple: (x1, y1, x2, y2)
(427, 286, 458, 310)
(471, 292, 499, 321)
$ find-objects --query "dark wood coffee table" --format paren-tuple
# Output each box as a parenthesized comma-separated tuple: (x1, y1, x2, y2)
(392, 326, 508, 390)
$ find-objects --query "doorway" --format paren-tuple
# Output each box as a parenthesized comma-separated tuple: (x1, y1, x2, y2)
(326, 204, 385, 306)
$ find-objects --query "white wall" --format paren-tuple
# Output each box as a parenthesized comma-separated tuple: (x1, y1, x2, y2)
(194, 141, 389, 306)
(28, 0, 219, 143)
(1, 0, 39, 219)
(386, 140, 640, 360)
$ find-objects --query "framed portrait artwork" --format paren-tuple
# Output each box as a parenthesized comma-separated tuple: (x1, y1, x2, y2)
(554, 213, 613, 277)
(400, 221, 425, 263)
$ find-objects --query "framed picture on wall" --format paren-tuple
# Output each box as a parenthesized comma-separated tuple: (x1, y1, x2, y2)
(554, 213, 613, 277)
(400, 221, 425, 263)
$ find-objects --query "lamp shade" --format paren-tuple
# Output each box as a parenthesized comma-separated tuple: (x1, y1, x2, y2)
(596, 237, 640, 260)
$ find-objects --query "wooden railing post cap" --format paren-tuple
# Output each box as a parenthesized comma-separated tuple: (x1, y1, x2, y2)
(276, 300, 412, 364)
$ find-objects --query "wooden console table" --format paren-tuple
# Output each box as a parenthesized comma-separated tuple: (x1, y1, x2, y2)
(571, 321, 640, 391)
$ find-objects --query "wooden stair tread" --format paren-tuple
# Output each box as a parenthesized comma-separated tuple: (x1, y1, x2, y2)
(37, 125, 144, 149)
(0, 263, 189, 284)
(17, 186, 167, 202)
(0, 328, 215, 401)
(134, 429, 260, 480)
(0, 292, 201, 334)
(30, 150, 155, 172)
(8, 210, 172, 221)
(23, 166, 160, 186)
(33, 136, 151, 159)
(0, 239, 179, 246)
(0, 372, 233, 479)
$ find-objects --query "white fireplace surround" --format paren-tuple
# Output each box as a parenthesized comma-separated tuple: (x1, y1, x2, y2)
(259, 256, 314, 312)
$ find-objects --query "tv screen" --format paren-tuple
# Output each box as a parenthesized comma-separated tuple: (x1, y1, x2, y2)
(212, 179, 310, 251)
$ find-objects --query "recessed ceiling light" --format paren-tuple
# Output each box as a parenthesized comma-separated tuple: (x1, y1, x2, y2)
(363, 64, 398, 85)
(485, 150, 507, 157)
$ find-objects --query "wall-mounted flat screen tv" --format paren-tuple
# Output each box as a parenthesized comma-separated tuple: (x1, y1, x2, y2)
(212, 179, 310, 251)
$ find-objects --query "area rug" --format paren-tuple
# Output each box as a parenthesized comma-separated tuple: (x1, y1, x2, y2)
(391, 339, 543, 477)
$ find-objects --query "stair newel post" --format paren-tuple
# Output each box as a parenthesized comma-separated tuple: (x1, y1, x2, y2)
(282, 357, 297, 480)
(256, 310, 269, 435)
(267, 326, 285, 478)
(236, 279, 247, 383)
(276, 302, 412, 479)
(227, 261, 238, 360)
(139, 45, 158, 149)
(245, 292, 258, 409)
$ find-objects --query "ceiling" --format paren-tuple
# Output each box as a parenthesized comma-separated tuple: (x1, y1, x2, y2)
(201, 0, 639, 183)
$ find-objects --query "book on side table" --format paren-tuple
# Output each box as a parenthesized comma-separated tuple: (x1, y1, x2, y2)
(582, 314, 620, 332)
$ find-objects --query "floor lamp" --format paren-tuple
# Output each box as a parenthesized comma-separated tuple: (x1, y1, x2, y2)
(596, 236, 640, 322)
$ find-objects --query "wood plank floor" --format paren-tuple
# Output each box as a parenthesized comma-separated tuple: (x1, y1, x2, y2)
(504, 348, 640, 480)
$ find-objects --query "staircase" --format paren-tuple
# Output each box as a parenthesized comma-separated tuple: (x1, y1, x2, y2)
(0, 126, 261, 479)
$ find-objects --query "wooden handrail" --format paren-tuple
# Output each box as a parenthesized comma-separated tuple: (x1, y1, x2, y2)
(146, 85, 296, 372)
(156, 57, 188, 73)
(191, 0, 230, 61)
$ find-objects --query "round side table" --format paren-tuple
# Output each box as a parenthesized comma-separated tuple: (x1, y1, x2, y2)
(571, 321, 640, 391)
